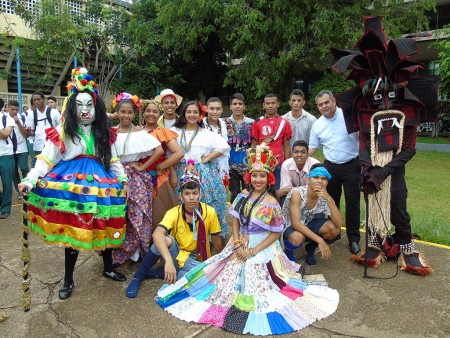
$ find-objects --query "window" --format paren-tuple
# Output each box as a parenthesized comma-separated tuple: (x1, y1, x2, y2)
(0, 0, 15, 14)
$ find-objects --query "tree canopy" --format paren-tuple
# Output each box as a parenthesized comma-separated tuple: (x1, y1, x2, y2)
(4, 0, 436, 100)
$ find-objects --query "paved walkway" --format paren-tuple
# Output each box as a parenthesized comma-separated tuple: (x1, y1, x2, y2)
(416, 143, 450, 152)
(1, 202, 450, 337)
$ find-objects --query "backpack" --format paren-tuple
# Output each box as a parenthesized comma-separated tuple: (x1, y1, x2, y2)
(33, 107, 53, 130)
(1, 114, 17, 153)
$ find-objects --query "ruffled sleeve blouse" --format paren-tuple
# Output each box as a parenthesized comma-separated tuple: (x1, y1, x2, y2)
(228, 192, 285, 235)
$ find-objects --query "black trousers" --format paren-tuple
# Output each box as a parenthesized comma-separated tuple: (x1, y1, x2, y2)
(390, 165, 412, 245)
(229, 168, 246, 204)
(324, 158, 361, 243)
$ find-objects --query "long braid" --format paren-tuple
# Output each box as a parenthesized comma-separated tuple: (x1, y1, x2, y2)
(239, 188, 268, 229)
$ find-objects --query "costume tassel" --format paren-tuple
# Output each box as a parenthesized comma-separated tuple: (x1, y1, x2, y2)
(352, 245, 386, 268)
(399, 252, 433, 276)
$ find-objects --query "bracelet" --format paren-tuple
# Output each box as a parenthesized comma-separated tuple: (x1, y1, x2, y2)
(233, 244, 242, 251)
(233, 239, 241, 245)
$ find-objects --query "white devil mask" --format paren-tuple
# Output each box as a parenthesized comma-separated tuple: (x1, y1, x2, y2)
(76, 92, 95, 125)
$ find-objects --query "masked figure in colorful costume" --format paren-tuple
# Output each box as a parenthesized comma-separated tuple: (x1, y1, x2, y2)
(331, 16, 439, 275)
(18, 67, 129, 300)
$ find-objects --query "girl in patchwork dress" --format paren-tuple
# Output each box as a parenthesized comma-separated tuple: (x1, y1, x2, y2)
(156, 144, 339, 335)
(111, 93, 163, 266)
(171, 101, 230, 237)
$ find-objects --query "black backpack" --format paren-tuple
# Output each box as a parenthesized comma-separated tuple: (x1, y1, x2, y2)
(33, 107, 53, 130)
(1, 114, 17, 153)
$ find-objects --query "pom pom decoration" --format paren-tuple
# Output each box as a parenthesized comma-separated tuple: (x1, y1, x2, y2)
(66, 67, 99, 102)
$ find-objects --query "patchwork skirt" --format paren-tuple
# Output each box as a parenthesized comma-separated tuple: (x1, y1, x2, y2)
(156, 232, 339, 336)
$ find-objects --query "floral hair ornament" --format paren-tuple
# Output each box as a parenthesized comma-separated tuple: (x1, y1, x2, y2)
(140, 99, 163, 114)
(179, 159, 201, 188)
(197, 101, 207, 122)
(66, 67, 98, 103)
(112, 92, 141, 111)
(307, 166, 332, 180)
(243, 143, 278, 186)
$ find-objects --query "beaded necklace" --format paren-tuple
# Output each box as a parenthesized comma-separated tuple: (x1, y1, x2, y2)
(205, 117, 223, 136)
(118, 124, 133, 159)
(238, 189, 268, 229)
(180, 125, 200, 153)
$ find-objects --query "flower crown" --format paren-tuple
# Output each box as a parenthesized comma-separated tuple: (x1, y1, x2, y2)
(179, 159, 201, 188)
(112, 92, 141, 111)
(67, 67, 98, 98)
(244, 143, 278, 173)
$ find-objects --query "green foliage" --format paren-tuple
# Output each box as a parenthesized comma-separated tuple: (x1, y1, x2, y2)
(243, 101, 291, 120)
(0, 69, 11, 80)
(435, 24, 450, 96)
(11, 0, 134, 96)
(309, 71, 355, 115)
(156, 0, 435, 100)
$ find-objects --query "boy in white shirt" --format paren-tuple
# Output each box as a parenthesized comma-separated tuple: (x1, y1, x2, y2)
(0, 98, 16, 218)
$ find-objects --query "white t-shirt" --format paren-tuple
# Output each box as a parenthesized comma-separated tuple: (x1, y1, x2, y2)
(12, 113, 28, 154)
(26, 108, 61, 151)
(0, 113, 15, 156)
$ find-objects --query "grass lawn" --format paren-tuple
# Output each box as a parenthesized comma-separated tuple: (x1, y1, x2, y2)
(299, 149, 450, 246)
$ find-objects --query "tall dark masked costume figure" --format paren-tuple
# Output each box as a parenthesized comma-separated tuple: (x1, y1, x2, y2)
(331, 16, 438, 275)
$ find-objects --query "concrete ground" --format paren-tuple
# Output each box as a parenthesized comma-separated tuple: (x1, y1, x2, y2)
(1, 200, 450, 338)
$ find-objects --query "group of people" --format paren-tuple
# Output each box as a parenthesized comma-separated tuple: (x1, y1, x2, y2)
(0, 93, 61, 219)
(0, 61, 428, 335)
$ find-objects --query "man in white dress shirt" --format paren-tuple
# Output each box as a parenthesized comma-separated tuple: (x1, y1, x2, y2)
(309, 90, 361, 255)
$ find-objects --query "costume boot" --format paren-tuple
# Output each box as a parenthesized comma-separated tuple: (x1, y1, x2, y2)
(126, 250, 161, 298)
(283, 238, 302, 263)
(352, 234, 386, 268)
(399, 241, 433, 276)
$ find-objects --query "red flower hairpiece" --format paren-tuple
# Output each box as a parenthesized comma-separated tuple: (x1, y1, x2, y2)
(198, 101, 207, 121)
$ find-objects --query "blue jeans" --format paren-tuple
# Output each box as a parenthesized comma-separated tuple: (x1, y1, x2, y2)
(149, 235, 200, 279)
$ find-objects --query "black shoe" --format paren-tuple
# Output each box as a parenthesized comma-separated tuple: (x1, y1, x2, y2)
(103, 269, 126, 282)
(59, 282, 74, 300)
(349, 242, 361, 254)
(0, 212, 10, 219)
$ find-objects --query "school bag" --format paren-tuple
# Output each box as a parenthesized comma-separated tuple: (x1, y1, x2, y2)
(33, 107, 53, 130)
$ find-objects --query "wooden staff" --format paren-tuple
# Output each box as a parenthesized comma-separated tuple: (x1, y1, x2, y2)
(21, 191, 31, 312)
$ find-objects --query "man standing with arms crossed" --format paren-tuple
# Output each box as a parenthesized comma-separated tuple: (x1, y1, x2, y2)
(309, 90, 361, 254)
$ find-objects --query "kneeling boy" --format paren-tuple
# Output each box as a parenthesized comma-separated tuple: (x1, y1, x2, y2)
(126, 161, 223, 298)
(282, 164, 342, 265)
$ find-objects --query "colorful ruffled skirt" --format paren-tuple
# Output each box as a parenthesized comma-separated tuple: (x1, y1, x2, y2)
(113, 164, 154, 264)
(156, 232, 339, 335)
(27, 156, 127, 251)
(175, 161, 227, 237)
